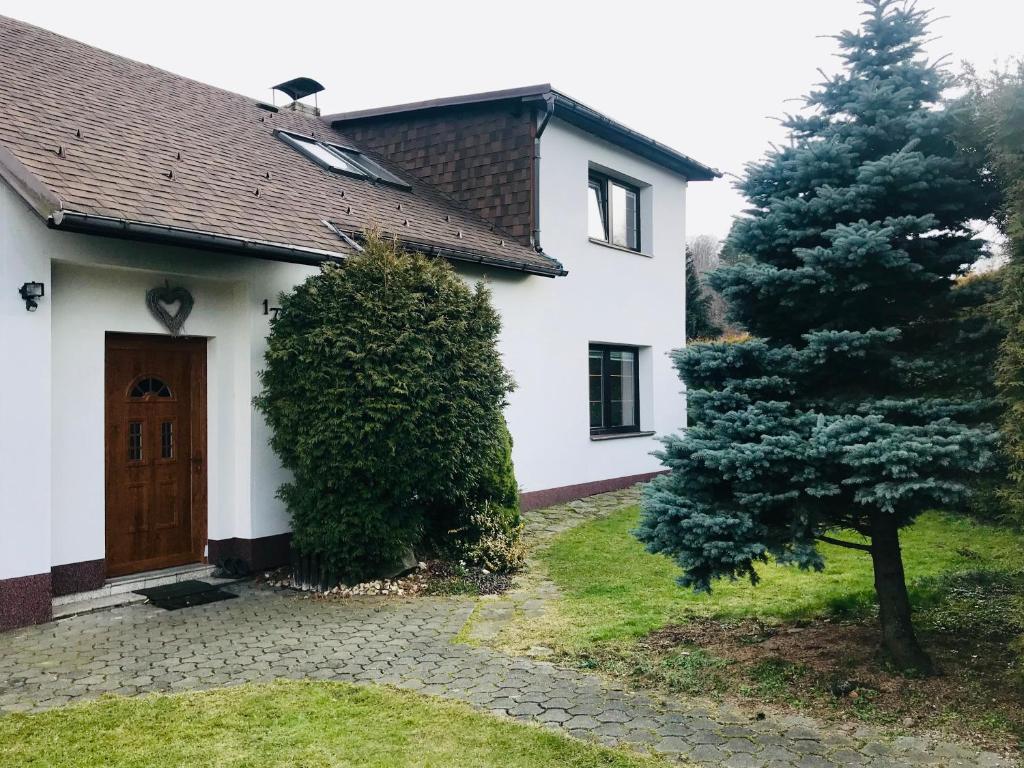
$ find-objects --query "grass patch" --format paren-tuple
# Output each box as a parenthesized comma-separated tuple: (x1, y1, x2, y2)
(578, 645, 731, 697)
(498, 505, 1024, 753)
(0, 680, 669, 768)
(424, 576, 481, 596)
(508, 506, 1024, 652)
(743, 658, 810, 702)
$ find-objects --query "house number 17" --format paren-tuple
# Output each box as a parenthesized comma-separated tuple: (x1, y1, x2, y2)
(262, 299, 281, 321)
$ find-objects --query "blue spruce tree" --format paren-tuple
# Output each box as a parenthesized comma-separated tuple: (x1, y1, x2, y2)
(636, 0, 999, 673)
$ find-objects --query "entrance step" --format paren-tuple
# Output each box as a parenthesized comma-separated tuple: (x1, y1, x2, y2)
(52, 563, 224, 619)
(52, 590, 148, 619)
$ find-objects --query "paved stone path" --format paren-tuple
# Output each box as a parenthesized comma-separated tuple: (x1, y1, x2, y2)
(0, 491, 1012, 768)
(463, 486, 641, 645)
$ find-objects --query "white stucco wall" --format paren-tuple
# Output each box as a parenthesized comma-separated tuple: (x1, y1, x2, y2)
(47, 245, 315, 571)
(0, 176, 317, 579)
(471, 117, 689, 493)
(0, 182, 52, 580)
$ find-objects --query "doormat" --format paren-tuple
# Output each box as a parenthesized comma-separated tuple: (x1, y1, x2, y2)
(134, 579, 238, 610)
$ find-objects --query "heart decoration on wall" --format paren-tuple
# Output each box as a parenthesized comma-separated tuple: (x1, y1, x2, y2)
(146, 281, 194, 336)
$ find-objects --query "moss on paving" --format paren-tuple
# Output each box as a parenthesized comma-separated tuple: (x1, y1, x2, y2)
(500, 506, 1024, 653)
(0, 680, 670, 768)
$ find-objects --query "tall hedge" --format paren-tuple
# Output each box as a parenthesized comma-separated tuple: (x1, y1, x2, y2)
(966, 62, 1024, 523)
(685, 251, 720, 341)
(255, 234, 517, 582)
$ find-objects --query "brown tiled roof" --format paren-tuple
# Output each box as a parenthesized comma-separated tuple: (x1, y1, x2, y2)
(0, 15, 565, 276)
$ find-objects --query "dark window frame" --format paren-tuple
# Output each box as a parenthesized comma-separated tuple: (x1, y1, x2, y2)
(588, 171, 641, 252)
(589, 343, 641, 436)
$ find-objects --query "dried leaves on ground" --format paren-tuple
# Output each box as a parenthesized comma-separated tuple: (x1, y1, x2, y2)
(258, 560, 516, 598)
(572, 570, 1024, 757)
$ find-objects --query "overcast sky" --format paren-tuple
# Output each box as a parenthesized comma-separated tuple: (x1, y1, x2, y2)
(2, 0, 1022, 242)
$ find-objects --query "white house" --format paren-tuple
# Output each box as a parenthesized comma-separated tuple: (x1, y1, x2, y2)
(0, 16, 718, 630)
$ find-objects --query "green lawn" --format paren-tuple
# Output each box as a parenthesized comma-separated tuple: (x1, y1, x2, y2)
(508, 506, 1024, 652)
(0, 681, 667, 768)
(486, 504, 1024, 751)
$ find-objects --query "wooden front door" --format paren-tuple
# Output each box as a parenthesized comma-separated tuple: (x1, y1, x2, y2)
(105, 334, 207, 577)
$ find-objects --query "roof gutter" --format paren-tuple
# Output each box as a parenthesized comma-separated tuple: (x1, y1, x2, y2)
(338, 229, 567, 278)
(48, 211, 347, 266)
(531, 93, 556, 251)
(543, 92, 722, 182)
(420, 242, 567, 278)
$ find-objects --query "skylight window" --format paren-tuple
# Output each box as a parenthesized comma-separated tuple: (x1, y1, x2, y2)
(277, 131, 411, 190)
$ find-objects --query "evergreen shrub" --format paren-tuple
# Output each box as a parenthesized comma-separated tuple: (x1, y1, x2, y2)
(255, 234, 519, 582)
(425, 415, 525, 572)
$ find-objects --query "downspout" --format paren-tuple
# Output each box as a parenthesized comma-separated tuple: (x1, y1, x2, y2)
(531, 93, 556, 250)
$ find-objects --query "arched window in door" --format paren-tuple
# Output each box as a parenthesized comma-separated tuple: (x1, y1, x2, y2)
(128, 376, 172, 399)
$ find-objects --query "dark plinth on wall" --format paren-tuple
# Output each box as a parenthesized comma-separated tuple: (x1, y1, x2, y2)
(519, 472, 661, 512)
(0, 572, 52, 632)
(208, 533, 293, 573)
(51, 558, 106, 597)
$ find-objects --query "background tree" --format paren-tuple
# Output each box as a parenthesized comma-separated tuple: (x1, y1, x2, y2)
(687, 234, 722, 274)
(687, 234, 729, 334)
(256, 234, 519, 583)
(637, 0, 999, 673)
(965, 62, 1024, 524)
(685, 249, 720, 340)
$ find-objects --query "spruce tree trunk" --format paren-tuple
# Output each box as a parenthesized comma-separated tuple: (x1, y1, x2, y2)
(869, 512, 934, 675)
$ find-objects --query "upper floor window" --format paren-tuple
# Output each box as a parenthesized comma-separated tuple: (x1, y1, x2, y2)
(588, 172, 640, 251)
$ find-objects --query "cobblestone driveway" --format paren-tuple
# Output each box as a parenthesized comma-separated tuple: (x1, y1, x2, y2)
(0, 493, 1011, 768)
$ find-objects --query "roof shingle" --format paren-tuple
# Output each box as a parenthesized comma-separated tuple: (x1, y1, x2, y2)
(0, 15, 565, 276)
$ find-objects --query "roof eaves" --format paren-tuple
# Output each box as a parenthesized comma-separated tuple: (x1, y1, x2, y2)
(549, 91, 722, 181)
(49, 210, 350, 266)
(40, 207, 568, 277)
(324, 84, 553, 123)
(0, 142, 64, 220)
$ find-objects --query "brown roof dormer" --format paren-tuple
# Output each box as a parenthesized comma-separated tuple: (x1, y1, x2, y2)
(332, 89, 540, 246)
(329, 85, 720, 250)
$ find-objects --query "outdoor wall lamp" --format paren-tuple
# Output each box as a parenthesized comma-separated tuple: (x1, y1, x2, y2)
(18, 281, 45, 311)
